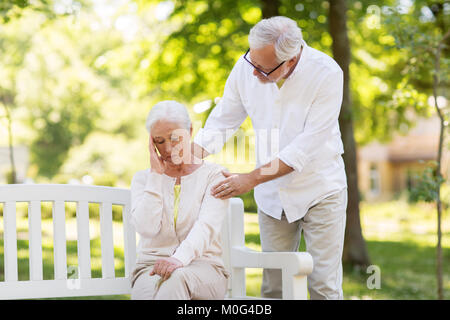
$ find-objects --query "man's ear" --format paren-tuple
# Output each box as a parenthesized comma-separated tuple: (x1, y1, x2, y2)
(288, 55, 297, 67)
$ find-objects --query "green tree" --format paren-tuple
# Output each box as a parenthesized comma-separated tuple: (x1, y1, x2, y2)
(0, 0, 54, 23)
(329, 0, 370, 267)
(0, 1, 140, 179)
(385, 1, 449, 300)
(0, 9, 34, 183)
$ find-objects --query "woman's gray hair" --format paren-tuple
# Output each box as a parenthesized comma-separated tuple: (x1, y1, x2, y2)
(248, 16, 303, 63)
(145, 100, 191, 132)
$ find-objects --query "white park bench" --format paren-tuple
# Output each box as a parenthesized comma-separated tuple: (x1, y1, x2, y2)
(0, 184, 313, 300)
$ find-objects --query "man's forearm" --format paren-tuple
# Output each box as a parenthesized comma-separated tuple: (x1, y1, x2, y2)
(250, 158, 294, 186)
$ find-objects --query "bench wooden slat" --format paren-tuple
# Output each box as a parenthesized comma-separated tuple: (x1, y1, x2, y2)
(122, 203, 136, 278)
(76, 201, 91, 279)
(52, 200, 67, 280)
(4, 202, 18, 282)
(100, 202, 115, 279)
(28, 201, 43, 281)
(0, 278, 131, 300)
(0, 184, 129, 203)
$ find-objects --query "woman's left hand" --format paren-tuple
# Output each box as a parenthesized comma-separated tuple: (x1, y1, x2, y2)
(150, 257, 183, 281)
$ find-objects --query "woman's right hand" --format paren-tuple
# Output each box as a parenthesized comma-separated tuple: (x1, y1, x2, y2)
(149, 137, 166, 174)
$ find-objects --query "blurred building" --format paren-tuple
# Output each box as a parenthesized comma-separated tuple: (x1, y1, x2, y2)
(357, 115, 449, 201)
(0, 145, 29, 184)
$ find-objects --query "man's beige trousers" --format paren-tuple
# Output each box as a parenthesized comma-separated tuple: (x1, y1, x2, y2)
(258, 188, 348, 300)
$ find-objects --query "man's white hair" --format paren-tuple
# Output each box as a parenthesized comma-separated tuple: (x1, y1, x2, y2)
(145, 100, 191, 132)
(248, 16, 303, 63)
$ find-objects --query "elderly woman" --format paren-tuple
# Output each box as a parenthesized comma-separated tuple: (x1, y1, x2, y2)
(130, 100, 230, 300)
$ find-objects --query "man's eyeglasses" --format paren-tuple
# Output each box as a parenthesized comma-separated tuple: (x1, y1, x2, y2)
(243, 49, 285, 77)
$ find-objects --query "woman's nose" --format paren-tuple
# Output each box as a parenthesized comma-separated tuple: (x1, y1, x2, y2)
(165, 143, 173, 154)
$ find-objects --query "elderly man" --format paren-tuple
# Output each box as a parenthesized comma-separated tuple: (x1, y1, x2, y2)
(192, 16, 348, 300)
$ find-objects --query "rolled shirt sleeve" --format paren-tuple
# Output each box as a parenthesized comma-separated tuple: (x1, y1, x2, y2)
(194, 58, 248, 155)
(278, 69, 344, 174)
(171, 169, 230, 266)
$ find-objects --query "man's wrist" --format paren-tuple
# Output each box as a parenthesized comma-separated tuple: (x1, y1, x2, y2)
(249, 158, 294, 186)
(249, 168, 264, 187)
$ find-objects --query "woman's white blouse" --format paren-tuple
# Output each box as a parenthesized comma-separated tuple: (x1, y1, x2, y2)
(130, 161, 229, 267)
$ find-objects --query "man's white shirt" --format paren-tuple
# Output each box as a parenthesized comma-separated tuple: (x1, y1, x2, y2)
(194, 40, 347, 223)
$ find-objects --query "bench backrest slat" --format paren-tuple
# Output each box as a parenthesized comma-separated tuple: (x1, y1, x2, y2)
(76, 201, 92, 279)
(52, 200, 67, 280)
(4, 201, 18, 282)
(122, 203, 136, 278)
(28, 200, 43, 281)
(100, 202, 115, 279)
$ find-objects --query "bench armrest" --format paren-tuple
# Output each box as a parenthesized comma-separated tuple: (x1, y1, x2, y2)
(230, 246, 313, 299)
(231, 246, 313, 274)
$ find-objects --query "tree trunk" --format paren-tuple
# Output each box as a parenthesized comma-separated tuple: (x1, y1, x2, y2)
(5, 104, 17, 184)
(433, 67, 444, 301)
(261, 0, 279, 18)
(433, 83, 444, 301)
(329, 0, 370, 267)
(432, 29, 449, 300)
(1, 93, 17, 184)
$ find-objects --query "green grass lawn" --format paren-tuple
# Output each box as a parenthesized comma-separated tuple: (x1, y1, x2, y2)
(343, 200, 450, 300)
(0, 200, 448, 300)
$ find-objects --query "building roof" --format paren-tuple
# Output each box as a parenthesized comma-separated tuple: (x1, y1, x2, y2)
(358, 115, 447, 163)
(388, 135, 439, 162)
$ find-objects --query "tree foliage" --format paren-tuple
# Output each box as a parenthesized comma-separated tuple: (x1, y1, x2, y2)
(0, 0, 55, 23)
(0, 0, 448, 184)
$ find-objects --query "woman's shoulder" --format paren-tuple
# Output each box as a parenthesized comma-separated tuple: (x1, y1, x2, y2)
(202, 161, 228, 181)
(202, 160, 225, 172)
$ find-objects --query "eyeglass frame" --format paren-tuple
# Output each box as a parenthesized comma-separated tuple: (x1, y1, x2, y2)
(243, 48, 286, 77)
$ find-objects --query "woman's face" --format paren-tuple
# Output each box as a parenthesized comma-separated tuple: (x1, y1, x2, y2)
(150, 120, 191, 165)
